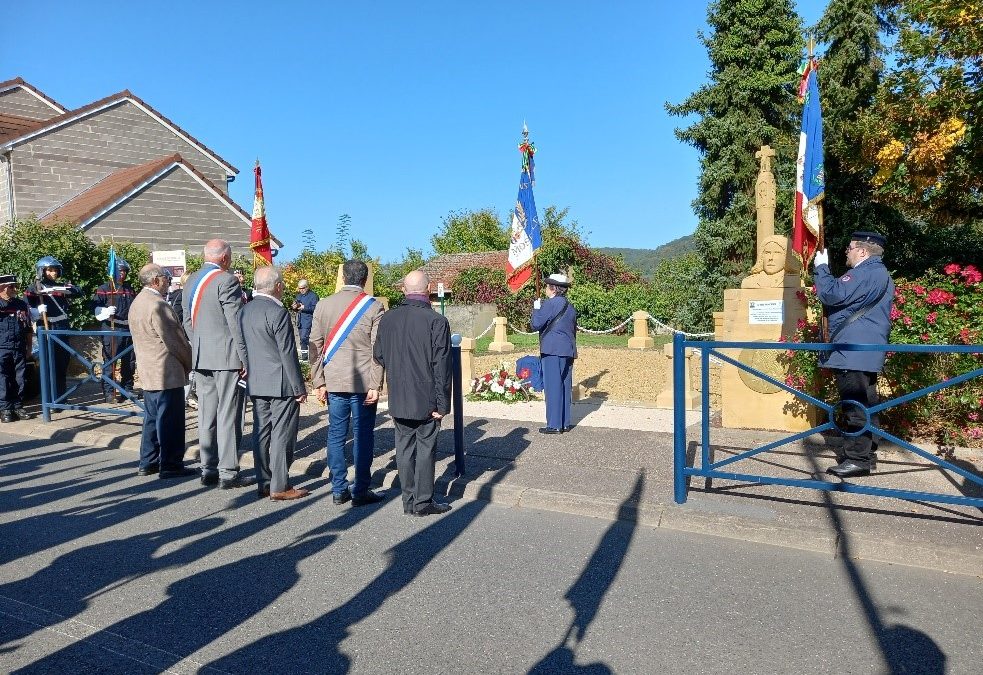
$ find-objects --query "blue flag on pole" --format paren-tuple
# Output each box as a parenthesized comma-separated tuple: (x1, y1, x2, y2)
(793, 59, 824, 263)
(506, 127, 542, 291)
(107, 247, 120, 289)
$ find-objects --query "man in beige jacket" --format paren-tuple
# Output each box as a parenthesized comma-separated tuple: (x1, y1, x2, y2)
(309, 260, 385, 506)
(130, 263, 195, 479)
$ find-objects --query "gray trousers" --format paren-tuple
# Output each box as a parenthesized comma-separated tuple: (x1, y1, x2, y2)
(196, 369, 244, 479)
(252, 396, 299, 493)
(393, 416, 441, 512)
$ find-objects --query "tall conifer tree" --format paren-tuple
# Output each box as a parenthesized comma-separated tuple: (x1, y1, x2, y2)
(667, 0, 804, 318)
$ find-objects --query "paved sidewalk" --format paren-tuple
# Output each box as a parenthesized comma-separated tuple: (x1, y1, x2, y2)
(5, 391, 982, 576)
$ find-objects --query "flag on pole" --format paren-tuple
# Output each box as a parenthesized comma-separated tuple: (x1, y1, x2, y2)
(250, 160, 273, 267)
(793, 58, 825, 265)
(107, 246, 120, 291)
(506, 125, 542, 292)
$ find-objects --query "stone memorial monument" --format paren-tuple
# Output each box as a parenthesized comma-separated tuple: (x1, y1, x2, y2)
(715, 145, 811, 432)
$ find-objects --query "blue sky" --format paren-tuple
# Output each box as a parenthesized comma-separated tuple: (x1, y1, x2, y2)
(3, 1, 827, 262)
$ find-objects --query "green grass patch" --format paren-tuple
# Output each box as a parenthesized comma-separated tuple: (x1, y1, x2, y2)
(472, 332, 670, 356)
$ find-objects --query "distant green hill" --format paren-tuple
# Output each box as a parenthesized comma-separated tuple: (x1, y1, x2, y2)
(599, 235, 696, 278)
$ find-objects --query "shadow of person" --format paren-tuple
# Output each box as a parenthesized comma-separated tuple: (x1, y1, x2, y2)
(879, 624, 947, 675)
(527, 473, 643, 674)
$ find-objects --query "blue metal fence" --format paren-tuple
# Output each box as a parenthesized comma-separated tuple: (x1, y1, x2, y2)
(37, 328, 145, 422)
(672, 333, 983, 508)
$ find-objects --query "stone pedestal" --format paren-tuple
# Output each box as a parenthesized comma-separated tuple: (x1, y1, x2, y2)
(718, 286, 811, 432)
(334, 263, 375, 295)
(627, 310, 654, 349)
(655, 343, 700, 410)
(458, 336, 476, 382)
(487, 316, 515, 353)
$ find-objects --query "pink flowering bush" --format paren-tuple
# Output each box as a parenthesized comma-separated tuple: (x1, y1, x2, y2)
(781, 264, 983, 447)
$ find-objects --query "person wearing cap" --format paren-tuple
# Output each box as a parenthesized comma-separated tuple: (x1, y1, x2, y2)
(232, 269, 253, 303)
(93, 259, 138, 402)
(531, 273, 578, 434)
(0, 274, 35, 423)
(290, 279, 319, 359)
(24, 257, 85, 400)
(813, 231, 895, 479)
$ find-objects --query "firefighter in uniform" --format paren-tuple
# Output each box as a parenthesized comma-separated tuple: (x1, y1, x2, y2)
(93, 259, 138, 402)
(0, 274, 36, 422)
(24, 257, 84, 400)
(813, 231, 895, 479)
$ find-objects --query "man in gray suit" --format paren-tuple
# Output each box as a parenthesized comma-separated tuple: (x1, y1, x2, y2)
(183, 239, 251, 489)
(236, 266, 310, 500)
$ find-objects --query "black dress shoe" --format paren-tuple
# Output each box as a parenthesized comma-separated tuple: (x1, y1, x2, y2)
(413, 501, 452, 516)
(137, 465, 160, 476)
(352, 490, 384, 507)
(827, 461, 872, 478)
(220, 475, 257, 489)
(159, 467, 197, 479)
(0, 410, 15, 423)
(13, 408, 34, 421)
(333, 489, 352, 505)
(538, 427, 562, 435)
(257, 486, 271, 498)
(201, 474, 219, 487)
(562, 425, 573, 432)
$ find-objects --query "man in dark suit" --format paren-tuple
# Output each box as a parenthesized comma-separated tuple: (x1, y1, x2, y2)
(183, 239, 251, 489)
(128, 264, 195, 478)
(236, 266, 309, 501)
(374, 270, 452, 517)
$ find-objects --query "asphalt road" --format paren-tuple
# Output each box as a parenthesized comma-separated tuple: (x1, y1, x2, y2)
(1, 433, 980, 674)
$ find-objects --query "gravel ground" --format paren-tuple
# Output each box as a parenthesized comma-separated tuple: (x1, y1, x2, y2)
(475, 346, 673, 405)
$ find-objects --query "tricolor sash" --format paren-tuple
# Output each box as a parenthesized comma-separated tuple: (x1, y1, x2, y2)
(321, 293, 376, 366)
(188, 266, 224, 328)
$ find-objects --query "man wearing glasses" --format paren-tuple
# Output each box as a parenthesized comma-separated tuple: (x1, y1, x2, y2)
(813, 231, 895, 478)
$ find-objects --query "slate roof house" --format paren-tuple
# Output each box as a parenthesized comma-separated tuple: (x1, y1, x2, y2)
(0, 77, 261, 252)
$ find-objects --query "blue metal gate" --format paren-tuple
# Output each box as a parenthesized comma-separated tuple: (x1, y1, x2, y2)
(672, 333, 983, 508)
(37, 328, 145, 422)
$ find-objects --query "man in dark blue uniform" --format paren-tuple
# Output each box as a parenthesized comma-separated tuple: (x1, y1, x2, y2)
(24, 256, 85, 400)
(0, 274, 35, 422)
(814, 231, 895, 478)
(531, 273, 578, 434)
(289, 278, 318, 359)
(93, 259, 138, 402)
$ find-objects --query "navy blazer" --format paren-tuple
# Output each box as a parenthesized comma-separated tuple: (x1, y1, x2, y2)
(814, 256, 894, 373)
(531, 295, 577, 358)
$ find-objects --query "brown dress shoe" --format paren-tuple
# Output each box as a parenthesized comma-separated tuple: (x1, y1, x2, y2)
(270, 487, 310, 501)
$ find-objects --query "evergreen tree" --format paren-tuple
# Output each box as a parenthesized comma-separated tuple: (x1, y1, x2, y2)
(667, 0, 804, 322)
(815, 0, 902, 270)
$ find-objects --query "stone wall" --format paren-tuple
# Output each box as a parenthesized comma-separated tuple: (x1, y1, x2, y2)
(0, 88, 59, 121)
(439, 303, 497, 338)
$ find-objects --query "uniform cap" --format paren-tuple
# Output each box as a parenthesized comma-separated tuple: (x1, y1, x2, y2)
(851, 231, 886, 248)
(0, 274, 17, 286)
(543, 273, 572, 288)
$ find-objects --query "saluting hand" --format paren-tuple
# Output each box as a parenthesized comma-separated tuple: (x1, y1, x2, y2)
(813, 249, 829, 268)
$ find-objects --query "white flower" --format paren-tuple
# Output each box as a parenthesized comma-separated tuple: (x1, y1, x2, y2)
(491, 382, 504, 394)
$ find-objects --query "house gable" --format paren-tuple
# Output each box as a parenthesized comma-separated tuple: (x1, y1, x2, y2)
(419, 251, 509, 292)
(0, 78, 67, 121)
(5, 97, 239, 218)
(41, 154, 254, 251)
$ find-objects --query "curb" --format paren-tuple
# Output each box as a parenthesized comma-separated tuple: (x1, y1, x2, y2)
(7, 417, 981, 578)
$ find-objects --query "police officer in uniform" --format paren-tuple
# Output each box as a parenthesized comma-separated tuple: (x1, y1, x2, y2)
(0, 274, 35, 422)
(530, 273, 578, 434)
(93, 259, 138, 402)
(814, 231, 895, 478)
(24, 256, 84, 400)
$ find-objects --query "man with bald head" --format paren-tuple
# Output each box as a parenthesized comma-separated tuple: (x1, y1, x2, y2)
(236, 266, 309, 500)
(183, 239, 251, 489)
(374, 270, 452, 517)
(129, 264, 195, 478)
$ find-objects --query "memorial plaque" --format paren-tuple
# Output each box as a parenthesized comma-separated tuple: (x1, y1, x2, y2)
(748, 300, 783, 324)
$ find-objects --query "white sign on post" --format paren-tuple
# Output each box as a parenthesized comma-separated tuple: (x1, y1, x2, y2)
(437, 282, 446, 298)
(748, 300, 784, 325)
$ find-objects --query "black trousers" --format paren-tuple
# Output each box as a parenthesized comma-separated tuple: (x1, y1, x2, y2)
(833, 369, 879, 465)
(139, 388, 186, 470)
(102, 332, 135, 391)
(0, 348, 26, 410)
(393, 416, 440, 512)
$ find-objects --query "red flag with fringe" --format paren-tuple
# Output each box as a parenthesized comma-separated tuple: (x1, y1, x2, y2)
(250, 160, 273, 267)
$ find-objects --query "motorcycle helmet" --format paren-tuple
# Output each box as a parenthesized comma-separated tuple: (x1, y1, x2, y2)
(35, 256, 63, 279)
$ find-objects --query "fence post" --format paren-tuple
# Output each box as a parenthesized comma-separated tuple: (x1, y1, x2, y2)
(627, 310, 654, 349)
(673, 331, 688, 504)
(38, 329, 51, 422)
(450, 333, 465, 476)
(487, 316, 515, 353)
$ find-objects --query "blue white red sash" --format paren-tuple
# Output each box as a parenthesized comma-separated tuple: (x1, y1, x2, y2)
(321, 293, 375, 366)
(188, 266, 224, 328)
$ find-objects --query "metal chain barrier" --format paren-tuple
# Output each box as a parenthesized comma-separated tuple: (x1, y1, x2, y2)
(646, 314, 715, 339)
(507, 322, 538, 336)
(575, 316, 634, 335)
(473, 319, 496, 339)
